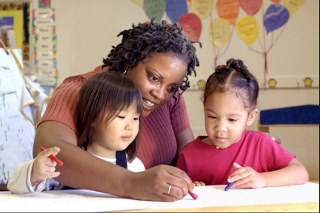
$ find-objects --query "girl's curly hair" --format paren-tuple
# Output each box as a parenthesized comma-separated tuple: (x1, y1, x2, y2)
(103, 19, 200, 92)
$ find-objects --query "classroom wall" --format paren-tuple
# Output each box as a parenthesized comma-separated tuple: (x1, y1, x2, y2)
(31, 0, 319, 179)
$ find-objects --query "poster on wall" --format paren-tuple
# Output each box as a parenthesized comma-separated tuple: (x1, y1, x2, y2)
(32, 7, 58, 87)
(132, 0, 317, 89)
(0, 2, 31, 62)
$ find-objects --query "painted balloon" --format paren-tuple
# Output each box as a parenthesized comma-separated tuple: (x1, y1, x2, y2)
(283, 0, 304, 16)
(131, 0, 143, 6)
(236, 16, 259, 46)
(208, 18, 231, 48)
(166, 0, 188, 23)
(264, 4, 289, 34)
(216, 0, 240, 25)
(239, 0, 262, 16)
(178, 13, 202, 41)
(190, 0, 213, 19)
(143, 0, 166, 21)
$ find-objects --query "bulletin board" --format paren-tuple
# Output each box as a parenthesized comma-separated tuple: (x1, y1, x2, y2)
(0, 1, 31, 62)
(51, 0, 318, 90)
(133, 0, 319, 89)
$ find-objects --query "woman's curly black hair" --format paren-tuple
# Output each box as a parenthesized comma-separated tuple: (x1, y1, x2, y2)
(103, 19, 200, 92)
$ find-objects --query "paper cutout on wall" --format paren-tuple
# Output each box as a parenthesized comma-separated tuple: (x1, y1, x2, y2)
(236, 16, 258, 46)
(131, 0, 143, 6)
(239, 0, 262, 16)
(264, 4, 289, 34)
(216, 0, 240, 25)
(208, 18, 231, 48)
(303, 77, 313, 88)
(197, 79, 206, 89)
(178, 13, 202, 42)
(39, 0, 51, 8)
(143, 0, 165, 22)
(0, 2, 30, 62)
(0, 10, 23, 52)
(267, 78, 277, 88)
(166, 0, 187, 23)
(283, 0, 304, 16)
(32, 8, 58, 86)
(190, 0, 213, 19)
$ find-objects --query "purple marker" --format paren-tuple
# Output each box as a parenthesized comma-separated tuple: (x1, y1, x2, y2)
(189, 191, 198, 200)
(224, 163, 242, 191)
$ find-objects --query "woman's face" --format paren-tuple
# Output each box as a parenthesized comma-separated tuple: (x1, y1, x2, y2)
(126, 53, 187, 117)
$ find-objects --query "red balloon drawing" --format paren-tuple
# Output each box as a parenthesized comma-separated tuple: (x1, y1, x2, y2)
(239, 0, 262, 16)
(178, 13, 202, 41)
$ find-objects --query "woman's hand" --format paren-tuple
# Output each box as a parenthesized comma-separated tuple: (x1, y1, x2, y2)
(125, 165, 195, 201)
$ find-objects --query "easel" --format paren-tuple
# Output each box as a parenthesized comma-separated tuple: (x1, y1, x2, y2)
(0, 26, 17, 51)
(1, 34, 50, 127)
(0, 37, 36, 191)
(0, 38, 10, 55)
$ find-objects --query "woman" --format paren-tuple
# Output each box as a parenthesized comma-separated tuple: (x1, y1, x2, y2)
(34, 19, 200, 201)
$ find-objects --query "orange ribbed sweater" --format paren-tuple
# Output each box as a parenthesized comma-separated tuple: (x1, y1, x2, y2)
(39, 66, 190, 168)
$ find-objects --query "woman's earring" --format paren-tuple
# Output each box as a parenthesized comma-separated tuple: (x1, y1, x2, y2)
(123, 70, 127, 75)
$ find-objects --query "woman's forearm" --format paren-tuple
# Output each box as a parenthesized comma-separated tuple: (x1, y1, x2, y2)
(34, 121, 130, 197)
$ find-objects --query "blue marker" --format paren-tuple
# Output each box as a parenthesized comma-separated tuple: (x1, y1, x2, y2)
(224, 163, 242, 191)
(224, 182, 234, 191)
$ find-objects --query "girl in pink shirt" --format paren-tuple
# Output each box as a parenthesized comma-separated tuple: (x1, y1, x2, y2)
(177, 58, 309, 189)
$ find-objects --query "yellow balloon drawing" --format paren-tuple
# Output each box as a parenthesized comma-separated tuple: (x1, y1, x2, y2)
(236, 16, 258, 46)
(190, 0, 213, 19)
(132, 0, 143, 6)
(208, 18, 231, 49)
(283, 0, 304, 16)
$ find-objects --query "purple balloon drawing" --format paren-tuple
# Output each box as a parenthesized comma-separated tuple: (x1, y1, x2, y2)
(166, 0, 188, 23)
(263, 4, 289, 34)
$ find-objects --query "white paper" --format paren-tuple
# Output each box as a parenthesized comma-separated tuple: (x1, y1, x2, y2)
(0, 182, 318, 212)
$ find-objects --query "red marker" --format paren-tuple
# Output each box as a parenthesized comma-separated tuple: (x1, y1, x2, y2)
(40, 146, 64, 166)
(189, 191, 198, 200)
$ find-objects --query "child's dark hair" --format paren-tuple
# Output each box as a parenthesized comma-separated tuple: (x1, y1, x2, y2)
(76, 72, 143, 160)
(203, 58, 259, 111)
(103, 19, 200, 92)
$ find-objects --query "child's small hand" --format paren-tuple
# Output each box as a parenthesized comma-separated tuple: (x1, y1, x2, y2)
(30, 147, 61, 186)
(228, 166, 265, 189)
(193, 181, 205, 186)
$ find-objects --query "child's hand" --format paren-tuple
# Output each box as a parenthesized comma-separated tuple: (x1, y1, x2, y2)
(228, 166, 266, 189)
(193, 181, 205, 186)
(30, 147, 61, 186)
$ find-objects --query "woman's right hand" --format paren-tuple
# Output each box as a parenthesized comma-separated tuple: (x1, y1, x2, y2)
(125, 165, 195, 202)
(34, 122, 194, 202)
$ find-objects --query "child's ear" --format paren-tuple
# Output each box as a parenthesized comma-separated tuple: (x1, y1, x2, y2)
(247, 108, 259, 126)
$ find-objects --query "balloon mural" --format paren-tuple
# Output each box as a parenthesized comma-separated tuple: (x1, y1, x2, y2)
(134, 0, 304, 88)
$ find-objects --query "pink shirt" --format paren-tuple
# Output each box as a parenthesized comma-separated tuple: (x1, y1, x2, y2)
(39, 66, 191, 168)
(176, 130, 295, 185)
